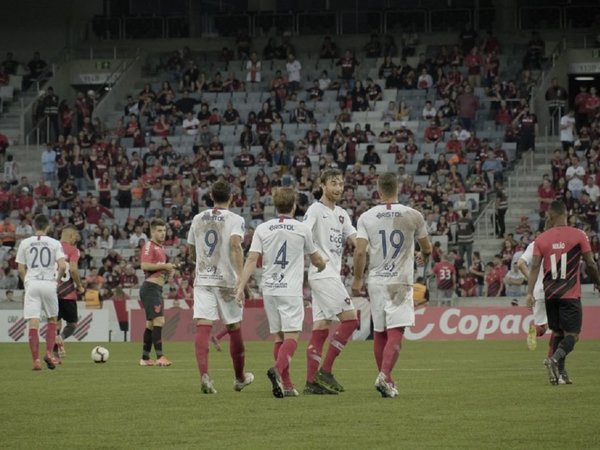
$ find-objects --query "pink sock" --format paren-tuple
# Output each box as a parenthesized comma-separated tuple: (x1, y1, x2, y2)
(306, 329, 329, 383)
(374, 331, 387, 371)
(273, 341, 292, 388)
(321, 319, 358, 373)
(216, 328, 228, 340)
(381, 327, 404, 381)
(275, 339, 298, 386)
(28, 328, 39, 361)
(228, 328, 246, 381)
(45, 322, 57, 357)
(195, 324, 211, 376)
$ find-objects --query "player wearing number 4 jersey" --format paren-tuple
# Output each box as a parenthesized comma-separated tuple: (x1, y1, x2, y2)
(527, 201, 600, 385)
(188, 180, 253, 394)
(303, 169, 359, 395)
(53, 225, 85, 361)
(16, 215, 67, 371)
(236, 187, 326, 398)
(352, 173, 432, 398)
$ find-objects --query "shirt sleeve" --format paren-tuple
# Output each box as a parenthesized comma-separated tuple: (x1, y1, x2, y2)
(231, 215, 245, 238)
(414, 211, 428, 239)
(580, 230, 592, 253)
(248, 228, 263, 254)
(303, 206, 317, 232)
(303, 225, 317, 254)
(55, 242, 65, 260)
(140, 243, 152, 264)
(186, 220, 196, 245)
(15, 241, 26, 265)
(342, 210, 357, 239)
(519, 243, 533, 265)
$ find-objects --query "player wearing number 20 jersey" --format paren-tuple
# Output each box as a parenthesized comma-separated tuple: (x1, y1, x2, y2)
(15, 214, 67, 370)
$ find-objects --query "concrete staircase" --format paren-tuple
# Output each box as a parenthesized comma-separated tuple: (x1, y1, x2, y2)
(8, 144, 45, 182)
(0, 89, 38, 145)
(471, 140, 554, 264)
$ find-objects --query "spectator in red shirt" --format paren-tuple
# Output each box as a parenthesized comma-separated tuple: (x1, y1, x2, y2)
(85, 197, 115, 226)
(538, 178, 555, 213)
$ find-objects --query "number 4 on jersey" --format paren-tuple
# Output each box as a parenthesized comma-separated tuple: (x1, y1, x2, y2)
(274, 241, 289, 269)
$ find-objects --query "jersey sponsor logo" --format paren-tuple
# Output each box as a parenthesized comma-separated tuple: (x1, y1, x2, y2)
(269, 223, 295, 231)
(376, 211, 403, 219)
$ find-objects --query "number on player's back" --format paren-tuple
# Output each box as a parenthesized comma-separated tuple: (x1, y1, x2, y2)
(379, 229, 405, 259)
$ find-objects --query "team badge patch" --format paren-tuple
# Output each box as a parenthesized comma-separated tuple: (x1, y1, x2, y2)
(339, 216, 344, 224)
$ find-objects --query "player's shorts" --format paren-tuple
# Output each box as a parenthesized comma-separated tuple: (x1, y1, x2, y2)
(140, 281, 164, 320)
(309, 278, 354, 322)
(263, 295, 304, 334)
(23, 280, 59, 320)
(367, 283, 415, 332)
(58, 299, 78, 323)
(193, 285, 242, 325)
(545, 298, 582, 334)
(533, 296, 547, 326)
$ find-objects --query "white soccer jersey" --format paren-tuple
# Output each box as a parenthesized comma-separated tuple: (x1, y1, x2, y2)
(187, 207, 245, 288)
(356, 203, 428, 285)
(251, 217, 316, 296)
(16, 235, 65, 282)
(519, 242, 544, 300)
(304, 201, 356, 280)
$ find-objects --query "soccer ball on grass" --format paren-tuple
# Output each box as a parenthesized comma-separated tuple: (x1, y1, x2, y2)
(91, 346, 110, 363)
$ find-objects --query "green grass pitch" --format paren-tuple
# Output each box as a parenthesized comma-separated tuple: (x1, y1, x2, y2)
(1, 340, 599, 449)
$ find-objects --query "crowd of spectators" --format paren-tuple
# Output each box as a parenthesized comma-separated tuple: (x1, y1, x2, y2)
(0, 30, 563, 304)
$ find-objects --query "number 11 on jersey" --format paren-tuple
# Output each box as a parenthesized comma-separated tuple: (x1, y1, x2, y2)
(550, 252, 567, 280)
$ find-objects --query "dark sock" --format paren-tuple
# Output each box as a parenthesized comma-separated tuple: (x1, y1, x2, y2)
(551, 334, 563, 355)
(142, 328, 152, 359)
(553, 335, 576, 362)
(62, 323, 76, 339)
(152, 326, 163, 358)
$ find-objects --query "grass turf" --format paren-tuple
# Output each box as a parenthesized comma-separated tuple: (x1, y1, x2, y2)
(1, 339, 599, 449)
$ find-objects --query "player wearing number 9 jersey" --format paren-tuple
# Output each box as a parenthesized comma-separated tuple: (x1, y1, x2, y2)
(16, 214, 67, 371)
(236, 187, 326, 398)
(352, 172, 432, 398)
(528, 200, 600, 385)
(187, 180, 253, 394)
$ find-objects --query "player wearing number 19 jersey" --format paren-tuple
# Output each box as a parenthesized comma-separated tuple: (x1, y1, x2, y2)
(236, 187, 326, 398)
(528, 200, 600, 385)
(303, 169, 358, 395)
(187, 180, 253, 394)
(16, 214, 67, 370)
(353, 172, 432, 398)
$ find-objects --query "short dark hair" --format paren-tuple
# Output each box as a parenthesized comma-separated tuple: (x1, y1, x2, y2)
(150, 218, 165, 230)
(378, 172, 398, 197)
(33, 214, 49, 231)
(549, 200, 566, 216)
(320, 168, 343, 185)
(210, 180, 231, 204)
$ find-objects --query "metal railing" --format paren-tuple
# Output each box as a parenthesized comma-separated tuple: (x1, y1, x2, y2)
(474, 195, 496, 242)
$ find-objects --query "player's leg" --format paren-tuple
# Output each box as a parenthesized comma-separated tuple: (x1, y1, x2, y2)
(24, 290, 42, 369)
(275, 296, 304, 396)
(218, 288, 252, 388)
(194, 286, 219, 393)
(210, 325, 228, 352)
(139, 282, 156, 366)
(543, 297, 562, 384)
(551, 299, 582, 385)
(305, 279, 332, 389)
(152, 315, 171, 366)
(58, 300, 78, 358)
(380, 327, 404, 385)
(319, 281, 358, 390)
(41, 285, 59, 369)
(270, 331, 300, 399)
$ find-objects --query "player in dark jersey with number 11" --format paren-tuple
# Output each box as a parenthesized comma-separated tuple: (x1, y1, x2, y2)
(527, 201, 600, 385)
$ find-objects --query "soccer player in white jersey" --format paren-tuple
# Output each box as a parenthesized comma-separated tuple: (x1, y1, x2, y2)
(303, 168, 359, 394)
(16, 214, 67, 371)
(518, 241, 568, 383)
(187, 180, 253, 394)
(236, 187, 326, 398)
(352, 173, 432, 397)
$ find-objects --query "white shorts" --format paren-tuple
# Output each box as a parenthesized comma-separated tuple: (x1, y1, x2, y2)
(367, 283, 415, 332)
(309, 278, 354, 322)
(193, 286, 243, 325)
(263, 295, 304, 334)
(533, 296, 547, 326)
(23, 280, 59, 320)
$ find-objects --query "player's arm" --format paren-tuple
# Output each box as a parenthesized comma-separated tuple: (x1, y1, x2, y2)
(582, 251, 600, 291)
(346, 233, 357, 248)
(235, 251, 259, 306)
(229, 235, 244, 280)
(17, 263, 26, 283)
(351, 237, 368, 296)
(517, 257, 529, 279)
(310, 251, 326, 272)
(416, 236, 432, 265)
(526, 254, 542, 308)
(188, 244, 196, 263)
(56, 257, 67, 283)
(69, 255, 85, 292)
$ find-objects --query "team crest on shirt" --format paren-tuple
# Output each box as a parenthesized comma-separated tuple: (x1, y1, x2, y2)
(339, 216, 344, 224)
